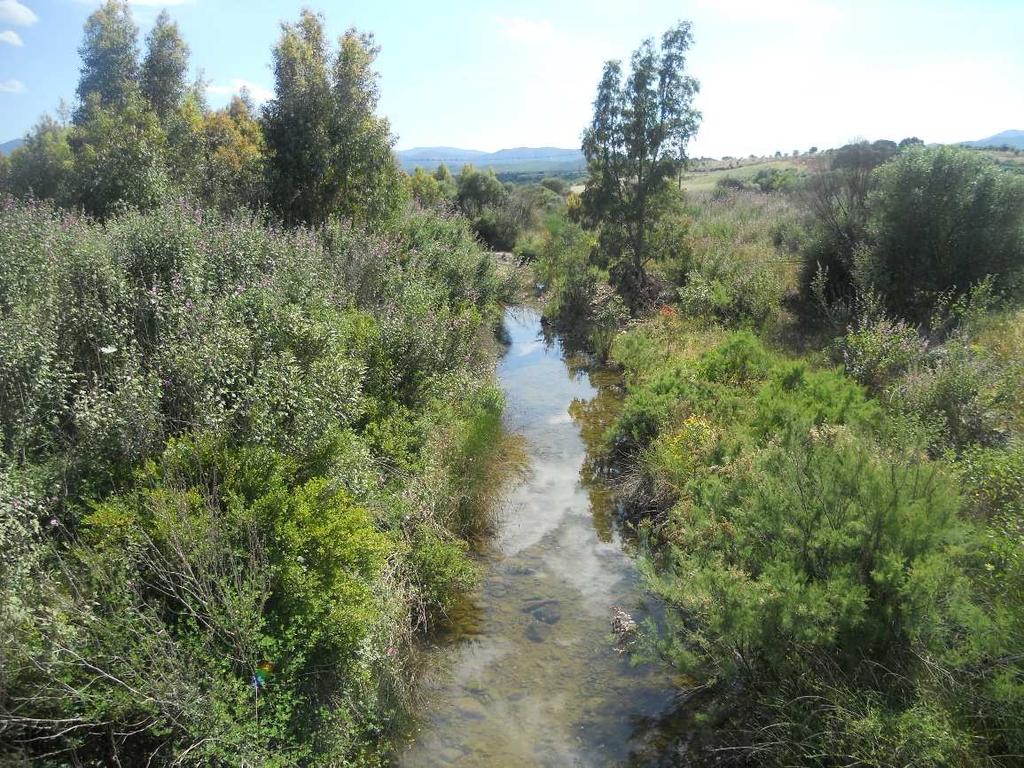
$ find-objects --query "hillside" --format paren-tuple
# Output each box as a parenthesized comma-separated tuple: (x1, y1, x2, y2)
(396, 145, 585, 174)
(0, 138, 25, 155)
(963, 129, 1024, 150)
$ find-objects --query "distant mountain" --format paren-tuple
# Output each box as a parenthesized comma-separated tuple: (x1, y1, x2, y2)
(396, 146, 585, 173)
(962, 130, 1024, 150)
(487, 147, 584, 162)
(396, 147, 488, 164)
(0, 138, 25, 155)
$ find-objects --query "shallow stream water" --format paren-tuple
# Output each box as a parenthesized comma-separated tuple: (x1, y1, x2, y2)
(399, 307, 677, 767)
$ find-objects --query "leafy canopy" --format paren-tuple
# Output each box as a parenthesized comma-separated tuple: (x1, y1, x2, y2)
(581, 21, 701, 305)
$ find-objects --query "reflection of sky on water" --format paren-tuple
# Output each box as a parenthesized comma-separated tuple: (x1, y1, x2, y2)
(400, 307, 675, 768)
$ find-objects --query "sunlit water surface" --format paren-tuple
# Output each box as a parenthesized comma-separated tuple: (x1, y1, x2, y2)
(399, 307, 677, 767)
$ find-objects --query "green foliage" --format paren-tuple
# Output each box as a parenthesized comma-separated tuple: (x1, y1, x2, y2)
(456, 164, 505, 216)
(71, 93, 171, 217)
(539, 177, 569, 196)
(76, 0, 140, 116)
(581, 22, 701, 305)
(650, 434, 965, 679)
(831, 139, 899, 173)
(263, 11, 405, 228)
(804, 145, 1024, 322)
(837, 297, 926, 393)
(0, 199, 509, 764)
(1, 4, 411, 226)
(408, 167, 453, 208)
(665, 192, 794, 327)
(611, 331, 874, 457)
(453, 166, 542, 250)
(0, 436, 398, 766)
(200, 95, 268, 212)
(864, 146, 1024, 320)
(677, 257, 783, 326)
(751, 165, 802, 192)
(140, 10, 190, 122)
(2, 115, 74, 203)
(607, 315, 1024, 765)
(530, 216, 601, 326)
(892, 335, 1013, 454)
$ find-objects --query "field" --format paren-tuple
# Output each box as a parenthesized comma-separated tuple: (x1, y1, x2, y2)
(680, 157, 809, 192)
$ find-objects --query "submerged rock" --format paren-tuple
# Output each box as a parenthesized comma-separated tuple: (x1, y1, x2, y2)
(526, 623, 553, 643)
(522, 598, 562, 624)
(611, 606, 638, 652)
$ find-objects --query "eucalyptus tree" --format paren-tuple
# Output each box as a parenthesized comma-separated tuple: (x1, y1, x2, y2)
(263, 10, 402, 227)
(581, 21, 701, 305)
(75, 0, 140, 119)
(141, 10, 190, 122)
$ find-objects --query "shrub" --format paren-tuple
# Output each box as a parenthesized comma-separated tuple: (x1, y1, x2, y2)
(0, 438, 399, 766)
(864, 146, 1024, 320)
(0, 199, 506, 764)
(532, 217, 601, 327)
(893, 337, 1012, 453)
(752, 166, 801, 193)
(648, 433, 966, 682)
(803, 146, 1024, 322)
(838, 301, 927, 393)
(673, 191, 792, 326)
(609, 318, 1024, 765)
(539, 177, 569, 196)
(677, 260, 784, 326)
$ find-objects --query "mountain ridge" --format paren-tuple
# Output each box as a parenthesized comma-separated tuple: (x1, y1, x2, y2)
(963, 130, 1024, 150)
(395, 145, 585, 172)
(0, 138, 25, 155)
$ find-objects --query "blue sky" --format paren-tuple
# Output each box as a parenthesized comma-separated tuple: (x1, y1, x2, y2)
(1, 0, 1022, 157)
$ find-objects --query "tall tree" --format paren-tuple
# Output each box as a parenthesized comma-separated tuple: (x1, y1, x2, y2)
(581, 21, 700, 305)
(202, 95, 268, 211)
(263, 10, 335, 226)
(263, 11, 402, 227)
(76, 0, 140, 119)
(141, 10, 190, 122)
(329, 29, 403, 225)
(71, 94, 169, 218)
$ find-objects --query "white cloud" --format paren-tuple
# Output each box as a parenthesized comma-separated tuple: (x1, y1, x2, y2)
(207, 78, 273, 103)
(0, 0, 37, 26)
(0, 78, 26, 93)
(0, 29, 22, 46)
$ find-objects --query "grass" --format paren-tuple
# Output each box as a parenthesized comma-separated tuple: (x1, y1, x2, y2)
(680, 158, 805, 193)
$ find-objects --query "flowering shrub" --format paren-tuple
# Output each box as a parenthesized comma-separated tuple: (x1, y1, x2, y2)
(0, 198, 510, 764)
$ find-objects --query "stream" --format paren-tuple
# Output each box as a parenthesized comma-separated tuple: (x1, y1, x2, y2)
(399, 307, 678, 767)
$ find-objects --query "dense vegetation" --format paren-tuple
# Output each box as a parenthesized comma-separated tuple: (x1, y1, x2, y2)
(0, 2, 515, 765)
(519, 21, 1024, 767)
(4, 2, 1024, 765)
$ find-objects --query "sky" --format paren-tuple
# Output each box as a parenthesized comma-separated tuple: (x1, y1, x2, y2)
(0, 0, 1022, 158)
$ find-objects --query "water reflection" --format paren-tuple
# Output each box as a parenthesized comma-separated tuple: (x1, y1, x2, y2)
(399, 307, 677, 767)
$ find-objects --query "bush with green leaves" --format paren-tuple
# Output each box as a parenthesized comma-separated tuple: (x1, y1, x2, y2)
(669, 191, 794, 327)
(891, 335, 1013, 454)
(751, 165, 802, 193)
(606, 322, 1024, 765)
(803, 145, 1024, 322)
(837, 298, 927, 394)
(864, 146, 1024, 320)
(530, 215, 602, 328)
(0, 198, 510, 764)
